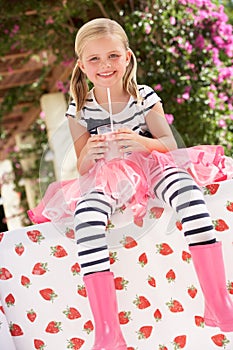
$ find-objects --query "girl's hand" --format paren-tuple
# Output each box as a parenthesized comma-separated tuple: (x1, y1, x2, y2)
(84, 134, 109, 162)
(114, 128, 149, 153)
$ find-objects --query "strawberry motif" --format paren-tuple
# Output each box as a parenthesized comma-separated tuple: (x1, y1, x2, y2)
(118, 311, 131, 324)
(137, 325, 153, 339)
(50, 245, 68, 258)
(5, 293, 15, 307)
(21, 275, 31, 288)
(120, 235, 138, 249)
(0, 233, 4, 242)
(159, 346, 168, 350)
(154, 309, 162, 322)
(9, 322, 24, 336)
(134, 216, 144, 227)
(63, 306, 81, 320)
(114, 276, 129, 290)
(166, 298, 184, 313)
(227, 281, 233, 294)
(77, 285, 87, 297)
(156, 243, 173, 256)
(226, 201, 233, 212)
(166, 269, 176, 283)
(34, 339, 46, 349)
(176, 221, 183, 231)
(65, 228, 75, 239)
(106, 219, 115, 231)
(204, 184, 220, 195)
(45, 321, 62, 333)
(67, 337, 85, 349)
(213, 219, 229, 231)
(211, 334, 230, 348)
(147, 275, 156, 288)
(0, 267, 12, 280)
(71, 262, 81, 275)
(182, 251, 192, 263)
(32, 262, 49, 275)
(109, 251, 118, 265)
(118, 204, 126, 213)
(194, 315, 205, 328)
(187, 285, 197, 299)
(133, 295, 151, 309)
(27, 309, 37, 322)
(27, 229, 45, 243)
(149, 206, 164, 219)
(15, 242, 25, 256)
(0, 305, 5, 313)
(138, 252, 148, 267)
(39, 288, 58, 302)
(83, 320, 94, 334)
(173, 335, 187, 349)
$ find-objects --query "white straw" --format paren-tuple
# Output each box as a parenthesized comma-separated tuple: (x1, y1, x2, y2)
(107, 87, 114, 132)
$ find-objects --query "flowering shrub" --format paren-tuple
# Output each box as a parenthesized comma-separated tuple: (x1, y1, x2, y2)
(123, 0, 233, 155)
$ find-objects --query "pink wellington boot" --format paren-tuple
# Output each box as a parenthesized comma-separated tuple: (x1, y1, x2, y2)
(83, 271, 127, 350)
(189, 242, 233, 332)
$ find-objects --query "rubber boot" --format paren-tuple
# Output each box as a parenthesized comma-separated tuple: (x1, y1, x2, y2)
(83, 271, 127, 350)
(190, 242, 233, 332)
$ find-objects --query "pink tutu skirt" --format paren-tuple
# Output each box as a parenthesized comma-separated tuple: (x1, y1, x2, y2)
(28, 145, 233, 225)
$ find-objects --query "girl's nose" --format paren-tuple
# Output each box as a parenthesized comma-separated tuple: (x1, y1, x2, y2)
(100, 59, 111, 68)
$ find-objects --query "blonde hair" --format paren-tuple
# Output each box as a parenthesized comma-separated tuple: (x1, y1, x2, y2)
(70, 18, 140, 113)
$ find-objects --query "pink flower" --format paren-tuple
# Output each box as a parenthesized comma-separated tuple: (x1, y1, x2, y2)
(182, 92, 190, 100)
(194, 34, 205, 49)
(154, 84, 163, 91)
(218, 119, 227, 128)
(165, 114, 174, 125)
(145, 23, 152, 35)
(40, 111, 46, 119)
(170, 17, 176, 25)
(176, 97, 184, 104)
(46, 16, 54, 25)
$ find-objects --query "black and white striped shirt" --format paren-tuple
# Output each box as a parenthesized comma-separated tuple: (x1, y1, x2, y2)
(66, 84, 161, 137)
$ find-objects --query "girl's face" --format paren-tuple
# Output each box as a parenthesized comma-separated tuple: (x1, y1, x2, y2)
(78, 35, 131, 90)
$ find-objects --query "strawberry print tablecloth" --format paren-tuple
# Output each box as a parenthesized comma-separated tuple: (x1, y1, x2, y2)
(0, 179, 233, 350)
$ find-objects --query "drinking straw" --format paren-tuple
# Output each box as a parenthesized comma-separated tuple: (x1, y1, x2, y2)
(107, 87, 114, 132)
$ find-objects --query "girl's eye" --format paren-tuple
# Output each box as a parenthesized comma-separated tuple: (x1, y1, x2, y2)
(89, 57, 99, 62)
(109, 54, 120, 59)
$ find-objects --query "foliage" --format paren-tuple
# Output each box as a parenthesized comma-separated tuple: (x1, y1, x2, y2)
(123, 0, 233, 154)
(2, 116, 55, 225)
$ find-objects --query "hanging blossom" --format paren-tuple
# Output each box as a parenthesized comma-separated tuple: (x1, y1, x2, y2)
(154, 84, 163, 91)
(165, 114, 174, 124)
(218, 119, 227, 128)
(207, 91, 216, 109)
(144, 23, 152, 34)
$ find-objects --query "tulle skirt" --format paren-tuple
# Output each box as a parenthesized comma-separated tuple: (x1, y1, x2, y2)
(28, 145, 233, 226)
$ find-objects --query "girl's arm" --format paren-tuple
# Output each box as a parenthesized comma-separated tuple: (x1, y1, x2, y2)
(68, 117, 108, 175)
(115, 102, 177, 154)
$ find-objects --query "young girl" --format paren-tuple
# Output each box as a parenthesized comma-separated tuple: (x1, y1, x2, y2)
(29, 18, 233, 350)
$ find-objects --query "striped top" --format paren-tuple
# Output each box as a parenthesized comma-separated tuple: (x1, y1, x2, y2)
(66, 84, 161, 137)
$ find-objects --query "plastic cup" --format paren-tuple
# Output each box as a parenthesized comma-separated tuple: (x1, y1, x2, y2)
(97, 124, 123, 160)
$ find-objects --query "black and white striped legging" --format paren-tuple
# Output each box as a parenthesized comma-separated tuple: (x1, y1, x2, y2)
(74, 167, 216, 276)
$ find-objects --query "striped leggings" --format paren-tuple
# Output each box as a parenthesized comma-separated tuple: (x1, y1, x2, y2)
(74, 167, 216, 276)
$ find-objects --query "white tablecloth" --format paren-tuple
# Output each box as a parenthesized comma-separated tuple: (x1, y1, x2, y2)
(0, 180, 233, 349)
